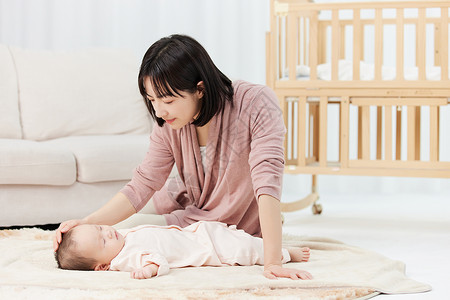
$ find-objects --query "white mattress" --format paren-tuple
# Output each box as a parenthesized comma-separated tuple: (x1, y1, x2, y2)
(282, 60, 443, 81)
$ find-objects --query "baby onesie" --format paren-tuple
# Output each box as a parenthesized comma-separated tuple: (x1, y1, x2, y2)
(109, 221, 290, 276)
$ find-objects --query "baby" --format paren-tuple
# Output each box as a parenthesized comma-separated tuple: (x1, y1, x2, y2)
(55, 221, 311, 279)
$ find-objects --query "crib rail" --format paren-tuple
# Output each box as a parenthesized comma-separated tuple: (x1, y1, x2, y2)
(280, 94, 450, 178)
(266, 0, 450, 89)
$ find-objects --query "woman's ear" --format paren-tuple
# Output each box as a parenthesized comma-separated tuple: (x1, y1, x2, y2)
(196, 81, 205, 98)
(94, 263, 110, 271)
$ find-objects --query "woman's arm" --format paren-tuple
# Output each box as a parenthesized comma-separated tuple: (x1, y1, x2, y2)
(258, 194, 312, 280)
(53, 192, 136, 250)
(83, 192, 136, 225)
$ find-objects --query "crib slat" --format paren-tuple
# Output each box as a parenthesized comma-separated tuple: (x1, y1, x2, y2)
(340, 23, 346, 60)
(396, 107, 402, 160)
(297, 17, 305, 65)
(309, 11, 318, 80)
(358, 107, 362, 159)
(288, 12, 297, 80)
(332, 10, 340, 81)
(396, 8, 404, 80)
(375, 8, 383, 81)
(308, 104, 313, 159)
(417, 8, 426, 81)
(340, 97, 350, 168)
(298, 17, 302, 66)
(285, 16, 289, 80)
(282, 94, 289, 162)
(385, 105, 393, 161)
(297, 97, 307, 167)
(430, 106, 440, 161)
(435, 24, 441, 67)
(353, 9, 361, 80)
(318, 21, 326, 65)
(312, 103, 320, 161)
(305, 16, 309, 66)
(278, 17, 283, 79)
(361, 106, 370, 160)
(308, 103, 316, 160)
(319, 97, 328, 167)
(407, 106, 420, 161)
(416, 107, 421, 160)
(441, 7, 449, 80)
(299, 17, 307, 66)
(376, 106, 382, 159)
(292, 100, 297, 162)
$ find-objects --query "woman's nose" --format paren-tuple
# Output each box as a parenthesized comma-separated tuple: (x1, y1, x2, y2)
(153, 102, 167, 118)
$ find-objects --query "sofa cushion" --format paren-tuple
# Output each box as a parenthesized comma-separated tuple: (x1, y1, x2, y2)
(10, 46, 151, 141)
(0, 139, 76, 185)
(0, 45, 22, 139)
(45, 135, 149, 183)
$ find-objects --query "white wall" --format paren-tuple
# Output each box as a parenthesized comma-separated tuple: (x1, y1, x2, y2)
(0, 0, 448, 195)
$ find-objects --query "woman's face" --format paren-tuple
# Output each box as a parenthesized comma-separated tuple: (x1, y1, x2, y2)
(144, 77, 204, 129)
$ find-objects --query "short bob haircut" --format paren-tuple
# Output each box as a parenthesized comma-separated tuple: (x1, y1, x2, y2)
(138, 34, 234, 127)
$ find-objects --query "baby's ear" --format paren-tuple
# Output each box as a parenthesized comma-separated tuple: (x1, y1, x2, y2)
(94, 263, 110, 271)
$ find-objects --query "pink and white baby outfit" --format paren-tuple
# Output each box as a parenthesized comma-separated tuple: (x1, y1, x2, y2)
(109, 221, 291, 276)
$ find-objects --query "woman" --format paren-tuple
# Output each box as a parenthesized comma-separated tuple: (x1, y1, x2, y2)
(54, 34, 311, 280)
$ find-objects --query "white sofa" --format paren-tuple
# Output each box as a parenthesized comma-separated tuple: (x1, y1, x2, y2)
(0, 44, 152, 227)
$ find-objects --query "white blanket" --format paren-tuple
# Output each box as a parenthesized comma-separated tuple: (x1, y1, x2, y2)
(0, 228, 431, 299)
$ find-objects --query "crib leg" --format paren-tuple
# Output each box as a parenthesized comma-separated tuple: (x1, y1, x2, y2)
(311, 175, 322, 215)
(280, 174, 322, 214)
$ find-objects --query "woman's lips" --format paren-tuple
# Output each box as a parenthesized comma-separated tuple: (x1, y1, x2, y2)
(166, 118, 175, 124)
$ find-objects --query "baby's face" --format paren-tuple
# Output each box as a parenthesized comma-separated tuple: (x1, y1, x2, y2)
(72, 224, 125, 269)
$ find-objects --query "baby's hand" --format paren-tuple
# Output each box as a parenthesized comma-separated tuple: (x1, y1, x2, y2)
(130, 264, 159, 279)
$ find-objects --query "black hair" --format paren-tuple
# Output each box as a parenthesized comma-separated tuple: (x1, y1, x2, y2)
(54, 229, 97, 271)
(138, 34, 234, 127)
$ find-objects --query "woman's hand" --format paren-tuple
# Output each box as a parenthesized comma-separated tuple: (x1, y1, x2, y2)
(53, 193, 136, 251)
(53, 219, 87, 251)
(263, 265, 313, 280)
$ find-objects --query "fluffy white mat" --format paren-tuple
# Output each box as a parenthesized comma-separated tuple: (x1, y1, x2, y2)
(0, 228, 431, 299)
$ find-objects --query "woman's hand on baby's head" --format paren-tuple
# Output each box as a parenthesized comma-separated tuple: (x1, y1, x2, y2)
(53, 219, 87, 251)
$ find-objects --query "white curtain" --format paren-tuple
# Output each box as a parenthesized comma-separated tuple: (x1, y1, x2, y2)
(0, 0, 448, 194)
(0, 0, 270, 84)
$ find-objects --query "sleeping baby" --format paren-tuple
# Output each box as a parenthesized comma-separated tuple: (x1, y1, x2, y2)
(54, 221, 312, 279)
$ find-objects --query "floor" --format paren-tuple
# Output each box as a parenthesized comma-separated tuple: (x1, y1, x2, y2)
(281, 191, 450, 300)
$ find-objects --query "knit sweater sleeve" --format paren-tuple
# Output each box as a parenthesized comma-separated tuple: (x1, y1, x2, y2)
(247, 85, 286, 201)
(120, 123, 175, 212)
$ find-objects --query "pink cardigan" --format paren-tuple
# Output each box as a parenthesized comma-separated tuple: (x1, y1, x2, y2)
(120, 80, 286, 236)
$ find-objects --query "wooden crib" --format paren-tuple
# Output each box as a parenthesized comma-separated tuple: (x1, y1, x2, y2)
(266, 0, 450, 214)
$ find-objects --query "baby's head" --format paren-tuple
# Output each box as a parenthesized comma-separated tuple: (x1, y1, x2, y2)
(55, 224, 125, 271)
